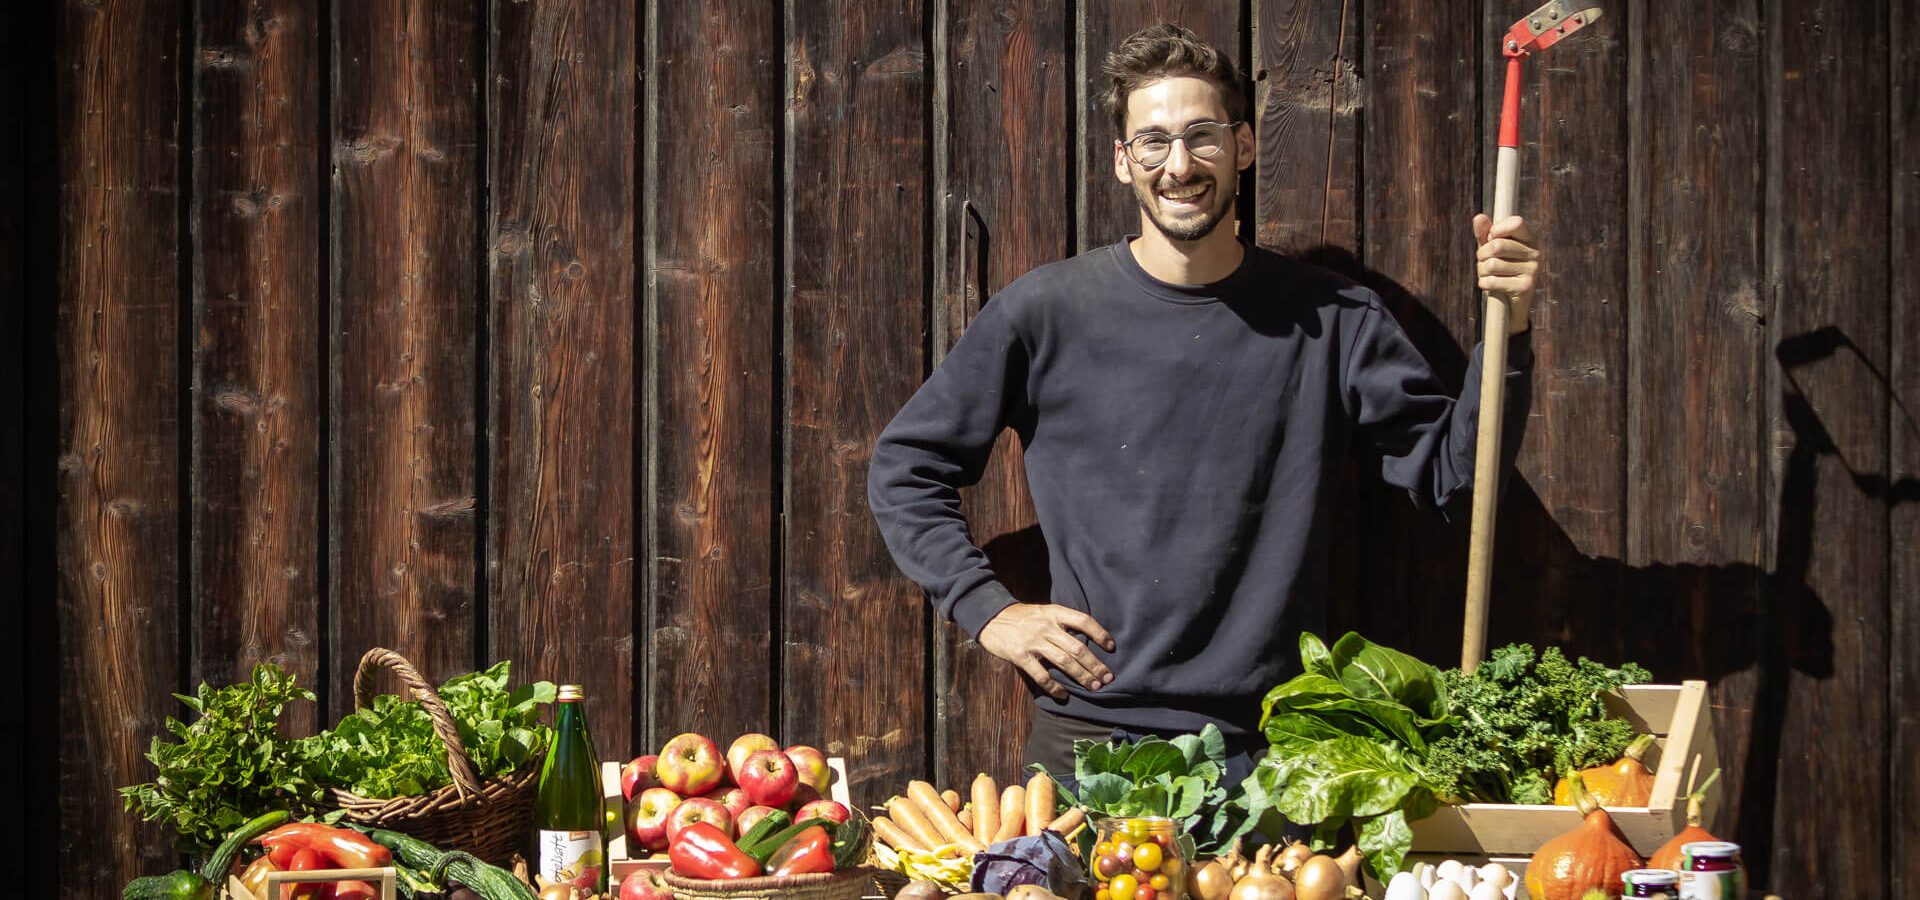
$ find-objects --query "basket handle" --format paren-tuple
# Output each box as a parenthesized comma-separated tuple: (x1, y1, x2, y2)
(352, 647, 485, 801)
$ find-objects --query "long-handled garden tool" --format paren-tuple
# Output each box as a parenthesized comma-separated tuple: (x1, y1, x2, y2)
(1462, 0, 1605, 672)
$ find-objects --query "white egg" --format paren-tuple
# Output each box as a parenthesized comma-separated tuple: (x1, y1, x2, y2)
(1427, 879, 1470, 900)
(1469, 881, 1506, 900)
(1478, 863, 1512, 889)
(1435, 860, 1463, 883)
(1386, 871, 1427, 900)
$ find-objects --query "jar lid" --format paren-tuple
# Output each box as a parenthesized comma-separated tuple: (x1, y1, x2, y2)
(1621, 869, 1681, 886)
(1681, 840, 1741, 858)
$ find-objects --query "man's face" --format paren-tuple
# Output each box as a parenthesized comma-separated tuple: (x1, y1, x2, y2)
(1113, 76, 1253, 243)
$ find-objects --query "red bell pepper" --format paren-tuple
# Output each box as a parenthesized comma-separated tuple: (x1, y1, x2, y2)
(669, 822, 762, 880)
(766, 825, 835, 877)
(286, 847, 336, 900)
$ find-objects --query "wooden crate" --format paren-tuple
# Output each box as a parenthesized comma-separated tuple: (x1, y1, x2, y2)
(1409, 680, 1718, 857)
(227, 867, 398, 900)
(600, 756, 854, 884)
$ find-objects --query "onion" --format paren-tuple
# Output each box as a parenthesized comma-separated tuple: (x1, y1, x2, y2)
(1293, 855, 1347, 900)
(1189, 857, 1236, 900)
(1230, 869, 1296, 900)
(1333, 845, 1364, 889)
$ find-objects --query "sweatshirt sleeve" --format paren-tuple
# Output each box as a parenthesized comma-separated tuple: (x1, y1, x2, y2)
(1345, 294, 1533, 516)
(867, 296, 1031, 637)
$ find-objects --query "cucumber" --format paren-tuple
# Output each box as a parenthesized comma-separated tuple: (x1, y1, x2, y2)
(199, 809, 292, 883)
(122, 870, 211, 900)
(830, 816, 871, 869)
(734, 809, 793, 856)
(742, 816, 838, 865)
(359, 829, 535, 900)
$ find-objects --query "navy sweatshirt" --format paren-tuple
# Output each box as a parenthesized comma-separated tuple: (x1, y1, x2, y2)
(866, 238, 1532, 739)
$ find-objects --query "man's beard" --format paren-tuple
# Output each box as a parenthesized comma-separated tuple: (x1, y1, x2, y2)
(1132, 171, 1235, 242)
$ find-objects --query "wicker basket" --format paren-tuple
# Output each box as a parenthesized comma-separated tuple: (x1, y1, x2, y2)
(325, 648, 543, 864)
(869, 868, 962, 897)
(662, 866, 881, 900)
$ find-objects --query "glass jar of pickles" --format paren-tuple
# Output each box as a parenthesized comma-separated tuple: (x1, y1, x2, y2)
(1090, 816, 1187, 900)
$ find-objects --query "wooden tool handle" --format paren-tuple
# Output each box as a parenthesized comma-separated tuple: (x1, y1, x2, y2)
(1462, 126, 1523, 673)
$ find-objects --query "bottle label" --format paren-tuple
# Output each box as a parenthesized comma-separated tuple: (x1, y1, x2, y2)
(538, 829, 605, 892)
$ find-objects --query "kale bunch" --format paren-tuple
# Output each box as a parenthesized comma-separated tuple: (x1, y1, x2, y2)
(1422, 643, 1650, 805)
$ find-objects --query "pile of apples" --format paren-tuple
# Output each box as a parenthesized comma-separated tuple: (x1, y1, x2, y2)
(619, 732, 849, 854)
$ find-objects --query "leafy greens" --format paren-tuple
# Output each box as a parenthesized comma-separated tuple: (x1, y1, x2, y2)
(1251, 632, 1649, 883)
(295, 660, 555, 799)
(123, 659, 554, 855)
(118, 663, 330, 854)
(1034, 723, 1259, 858)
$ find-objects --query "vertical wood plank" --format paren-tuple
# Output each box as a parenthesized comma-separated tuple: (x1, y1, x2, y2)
(1251, 0, 1363, 639)
(1479, 0, 1630, 664)
(645, 0, 778, 747)
(1765, 0, 1890, 893)
(935, 0, 1069, 788)
(784, 2, 932, 797)
(1355, 0, 1481, 663)
(1, 1, 29, 882)
(1626, 0, 1770, 868)
(56, 0, 183, 891)
(331, 0, 484, 707)
(1893, 2, 1920, 895)
(190, 0, 323, 727)
(1253, 0, 1357, 254)
(1077, 1, 1244, 252)
(489, 0, 637, 745)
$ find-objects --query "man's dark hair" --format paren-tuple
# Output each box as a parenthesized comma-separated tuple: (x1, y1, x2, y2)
(1100, 22, 1251, 136)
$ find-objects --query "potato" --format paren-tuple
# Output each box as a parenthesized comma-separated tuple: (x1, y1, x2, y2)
(1007, 886, 1067, 900)
(895, 881, 953, 900)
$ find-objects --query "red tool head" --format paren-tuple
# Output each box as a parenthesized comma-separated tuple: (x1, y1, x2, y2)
(1503, 0, 1604, 57)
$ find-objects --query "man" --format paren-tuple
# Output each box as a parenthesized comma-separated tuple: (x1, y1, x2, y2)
(867, 23, 1540, 784)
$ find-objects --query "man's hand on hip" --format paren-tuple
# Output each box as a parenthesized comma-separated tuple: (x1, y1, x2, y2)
(977, 603, 1116, 701)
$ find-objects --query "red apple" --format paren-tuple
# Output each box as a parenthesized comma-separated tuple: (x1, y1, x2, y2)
(707, 785, 752, 821)
(657, 732, 724, 796)
(735, 805, 781, 836)
(795, 799, 850, 826)
(787, 782, 823, 810)
(626, 786, 683, 852)
(725, 733, 780, 784)
(667, 797, 733, 843)
(618, 870, 671, 900)
(784, 745, 831, 793)
(736, 749, 799, 809)
(620, 754, 661, 801)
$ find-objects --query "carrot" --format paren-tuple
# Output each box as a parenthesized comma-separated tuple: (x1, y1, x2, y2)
(941, 788, 962, 812)
(971, 773, 1000, 844)
(873, 816, 924, 854)
(957, 807, 973, 830)
(992, 785, 1027, 843)
(910, 780, 984, 853)
(1025, 773, 1054, 837)
(888, 795, 946, 850)
(1046, 806, 1085, 837)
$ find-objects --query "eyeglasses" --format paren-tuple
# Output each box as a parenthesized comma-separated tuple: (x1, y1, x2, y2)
(1118, 120, 1242, 168)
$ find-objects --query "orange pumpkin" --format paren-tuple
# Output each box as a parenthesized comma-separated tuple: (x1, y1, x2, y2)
(1554, 734, 1656, 807)
(1649, 769, 1721, 870)
(1527, 773, 1644, 900)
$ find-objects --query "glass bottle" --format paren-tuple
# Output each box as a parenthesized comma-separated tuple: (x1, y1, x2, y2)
(535, 684, 606, 894)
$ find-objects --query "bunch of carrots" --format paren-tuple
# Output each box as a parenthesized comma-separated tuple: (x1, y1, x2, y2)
(874, 771, 1087, 857)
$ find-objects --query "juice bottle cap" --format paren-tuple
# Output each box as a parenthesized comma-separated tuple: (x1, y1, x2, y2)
(558, 684, 586, 702)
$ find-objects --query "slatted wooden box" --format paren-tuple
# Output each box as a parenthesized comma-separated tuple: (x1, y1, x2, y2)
(599, 756, 854, 884)
(1409, 680, 1718, 857)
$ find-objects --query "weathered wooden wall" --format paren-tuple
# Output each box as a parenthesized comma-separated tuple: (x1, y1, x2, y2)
(10, 0, 1916, 896)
